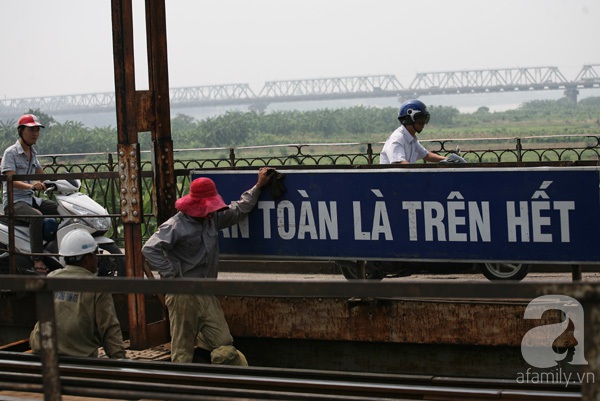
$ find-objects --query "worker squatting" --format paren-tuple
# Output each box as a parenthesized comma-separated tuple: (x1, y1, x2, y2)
(221, 182, 575, 243)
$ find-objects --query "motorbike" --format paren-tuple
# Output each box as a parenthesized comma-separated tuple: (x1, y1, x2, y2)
(0, 179, 125, 276)
(335, 259, 531, 281)
(335, 150, 532, 281)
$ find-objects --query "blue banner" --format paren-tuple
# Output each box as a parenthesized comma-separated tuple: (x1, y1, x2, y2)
(194, 167, 600, 264)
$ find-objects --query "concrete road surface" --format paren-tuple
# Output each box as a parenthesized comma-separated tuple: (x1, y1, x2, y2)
(220, 271, 600, 282)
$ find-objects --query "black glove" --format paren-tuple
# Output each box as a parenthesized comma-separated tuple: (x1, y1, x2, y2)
(268, 171, 287, 200)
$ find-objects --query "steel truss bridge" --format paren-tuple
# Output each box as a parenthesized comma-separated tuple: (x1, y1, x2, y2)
(1, 64, 599, 117)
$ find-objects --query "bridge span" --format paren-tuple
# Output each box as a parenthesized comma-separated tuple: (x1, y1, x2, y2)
(1, 64, 599, 118)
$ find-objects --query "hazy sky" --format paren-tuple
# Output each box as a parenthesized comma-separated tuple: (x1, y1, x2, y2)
(1, 0, 598, 100)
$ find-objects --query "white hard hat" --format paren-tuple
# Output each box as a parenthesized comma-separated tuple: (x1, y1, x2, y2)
(60, 229, 98, 257)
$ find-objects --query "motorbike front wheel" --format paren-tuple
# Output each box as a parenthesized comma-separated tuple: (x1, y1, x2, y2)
(479, 262, 531, 281)
(97, 243, 126, 277)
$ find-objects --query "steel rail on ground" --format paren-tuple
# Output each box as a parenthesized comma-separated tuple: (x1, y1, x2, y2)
(0, 351, 581, 401)
(1, 277, 600, 400)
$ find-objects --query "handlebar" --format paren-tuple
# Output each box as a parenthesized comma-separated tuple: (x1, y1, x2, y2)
(440, 153, 467, 164)
(42, 179, 81, 195)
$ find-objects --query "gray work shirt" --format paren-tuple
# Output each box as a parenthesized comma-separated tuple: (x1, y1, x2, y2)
(142, 185, 262, 279)
(1, 140, 42, 208)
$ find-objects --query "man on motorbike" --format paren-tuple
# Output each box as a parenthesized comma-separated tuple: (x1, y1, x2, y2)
(380, 99, 447, 164)
(1, 114, 58, 274)
(340, 101, 464, 280)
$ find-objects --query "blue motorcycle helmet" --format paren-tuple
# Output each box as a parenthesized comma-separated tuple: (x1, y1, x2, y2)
(398, 99, 431, 127)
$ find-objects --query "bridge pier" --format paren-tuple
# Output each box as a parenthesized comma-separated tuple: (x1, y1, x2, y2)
(249, 102, 268, 113)
(564, 86, 579, 104)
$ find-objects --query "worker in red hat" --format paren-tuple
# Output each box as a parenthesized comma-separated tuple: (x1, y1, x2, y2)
(142, 167, 274, 365)
(1, 114, 58, 274)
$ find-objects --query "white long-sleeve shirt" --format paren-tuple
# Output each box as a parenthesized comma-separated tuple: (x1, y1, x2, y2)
(379, 125, 428, 164)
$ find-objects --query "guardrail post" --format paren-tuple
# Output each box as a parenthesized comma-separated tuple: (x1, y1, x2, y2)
(367, 143, 373, 165)
(357, 260, 367, 280)
(516, 138, 523, 162)
(6, 175, 17, 275)
(572, 265, 582, 281)
(582, 298, 600, 401)
(108, 152, 119, 243)
(229, 148, 236, 167)
(36, 289, 62, 401)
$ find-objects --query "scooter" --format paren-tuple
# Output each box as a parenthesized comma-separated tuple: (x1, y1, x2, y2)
(335, 259, 531, 281)
(0, 179, 125, 276)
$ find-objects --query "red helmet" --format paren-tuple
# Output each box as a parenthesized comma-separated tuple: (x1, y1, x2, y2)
(17, 114, 45, 128)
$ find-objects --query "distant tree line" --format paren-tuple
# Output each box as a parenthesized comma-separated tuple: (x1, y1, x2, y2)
(0, 96, 599, 155)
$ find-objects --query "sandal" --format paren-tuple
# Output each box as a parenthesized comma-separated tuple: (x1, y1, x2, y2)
(33, 260, 48, 275)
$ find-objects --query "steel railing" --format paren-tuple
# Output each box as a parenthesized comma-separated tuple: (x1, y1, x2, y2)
(0, 135, 597, 249)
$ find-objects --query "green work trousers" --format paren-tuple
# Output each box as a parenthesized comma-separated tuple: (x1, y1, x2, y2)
(165, 293, 233, 363)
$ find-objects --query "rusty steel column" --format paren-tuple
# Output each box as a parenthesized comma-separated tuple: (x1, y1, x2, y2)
(110, 0, 142, 350)
(145, 0, 177, 223)
(111, 0, 175, 349)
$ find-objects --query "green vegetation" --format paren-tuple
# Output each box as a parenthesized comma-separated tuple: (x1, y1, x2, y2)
(438, 97, 600, 140)
(1, 97, 599, 155)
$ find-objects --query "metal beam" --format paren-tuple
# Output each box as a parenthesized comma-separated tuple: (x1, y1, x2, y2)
(111, 0, 172, 350)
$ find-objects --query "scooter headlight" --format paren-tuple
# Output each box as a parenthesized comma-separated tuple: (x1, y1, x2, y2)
(70, 204, 112, 231)
(87, 217, 111, 231)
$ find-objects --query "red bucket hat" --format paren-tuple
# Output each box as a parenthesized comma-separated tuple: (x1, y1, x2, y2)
(175, 177, 228, 218)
